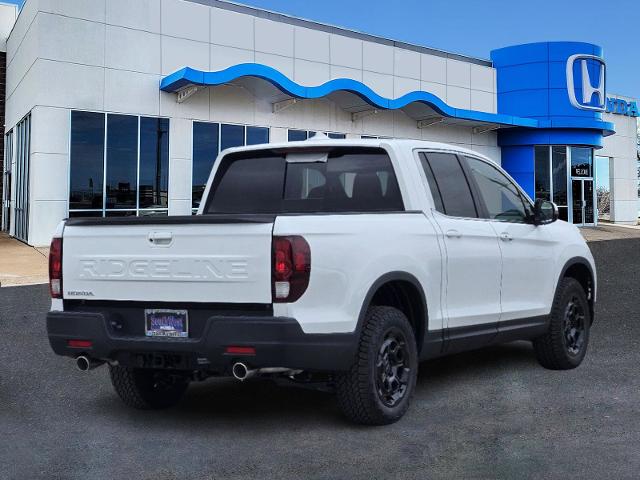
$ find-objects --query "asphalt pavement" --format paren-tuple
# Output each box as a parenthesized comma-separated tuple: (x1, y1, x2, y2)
(1, 239, 639, 479)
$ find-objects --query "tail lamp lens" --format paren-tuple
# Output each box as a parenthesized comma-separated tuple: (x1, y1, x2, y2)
(49, 237, 63, 299)
(272, 236, 310, 303)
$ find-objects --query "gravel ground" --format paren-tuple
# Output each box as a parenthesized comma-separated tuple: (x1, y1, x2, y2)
(1, 238, 639, 479)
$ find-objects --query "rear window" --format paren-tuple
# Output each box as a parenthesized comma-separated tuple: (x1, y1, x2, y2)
(204, 147, 404, 214)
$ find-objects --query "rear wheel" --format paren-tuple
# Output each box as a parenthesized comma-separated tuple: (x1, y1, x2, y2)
(336, 306, 418, 425)
(109, 365, 189, 409)
(533, 277, 591, 370)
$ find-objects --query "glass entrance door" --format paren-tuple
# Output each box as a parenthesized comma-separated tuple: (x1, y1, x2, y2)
(572, 179, 595, 225)
(570, 147, 595, 226)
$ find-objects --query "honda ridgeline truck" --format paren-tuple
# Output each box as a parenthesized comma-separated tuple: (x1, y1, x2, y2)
(46, 138, 596, 425)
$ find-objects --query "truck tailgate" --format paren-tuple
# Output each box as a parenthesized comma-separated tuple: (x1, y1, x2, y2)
(61, 216, 274, 303)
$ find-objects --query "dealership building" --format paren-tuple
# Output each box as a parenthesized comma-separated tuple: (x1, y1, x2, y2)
(0, 0, 638, 246)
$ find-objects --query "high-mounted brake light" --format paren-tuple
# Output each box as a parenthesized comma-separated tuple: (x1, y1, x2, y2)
(272, 236, 310, 303)
(49, 237, 63, 299)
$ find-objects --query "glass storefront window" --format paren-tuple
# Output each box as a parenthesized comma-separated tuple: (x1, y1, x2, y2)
(287, 129, 346, 141)
(192, 122, 270, 212)
(552, 146, 568, 221)
(139, 117, 169, 209)
(106, 114, 138, 210)
(69, 112, 170, 217)
(69, 111, 105, 210)
(534, 146, 550, 201)
(192, 122, 219, 210)
(570, 147, 593, 178)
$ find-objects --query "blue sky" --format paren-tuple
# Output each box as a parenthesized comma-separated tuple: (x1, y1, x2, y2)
(231, 0, 639, 99)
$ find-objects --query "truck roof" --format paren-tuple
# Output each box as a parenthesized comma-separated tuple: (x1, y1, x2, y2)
(218, 136, 495, 164)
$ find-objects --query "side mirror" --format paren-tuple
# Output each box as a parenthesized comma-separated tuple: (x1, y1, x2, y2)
(533, 199, 559, 225)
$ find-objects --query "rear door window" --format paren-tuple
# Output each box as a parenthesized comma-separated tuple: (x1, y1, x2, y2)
(205, 147, 404, 214)
(419, 152, 478, 218)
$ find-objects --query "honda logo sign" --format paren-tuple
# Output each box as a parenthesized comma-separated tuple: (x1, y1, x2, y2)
(566, 54, 606, 112)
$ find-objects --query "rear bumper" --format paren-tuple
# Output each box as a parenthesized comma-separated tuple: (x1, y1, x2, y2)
(46, 311, 357, 372)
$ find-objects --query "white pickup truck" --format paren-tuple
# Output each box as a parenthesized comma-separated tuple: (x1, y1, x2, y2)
(47, 138, 596, 425)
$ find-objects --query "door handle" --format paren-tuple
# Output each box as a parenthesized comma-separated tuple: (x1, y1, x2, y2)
(499, 232, 513, 242)
(445, 229, 462, 239)
(148, 231, 173, 246)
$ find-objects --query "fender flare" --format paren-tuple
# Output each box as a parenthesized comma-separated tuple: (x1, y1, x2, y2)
(354, 271, 429, 351)
(556, 256, 596, 319)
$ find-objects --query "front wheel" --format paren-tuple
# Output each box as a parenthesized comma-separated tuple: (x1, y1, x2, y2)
(109, 366, 189, 409)
(533, 277, 591, 370)
(336, 306, 418, 425)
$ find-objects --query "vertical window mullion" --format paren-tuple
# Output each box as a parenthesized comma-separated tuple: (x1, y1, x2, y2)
(136, 116, 141, 215)
(549, 145, 553, 202)
(103, 114, 108, 217)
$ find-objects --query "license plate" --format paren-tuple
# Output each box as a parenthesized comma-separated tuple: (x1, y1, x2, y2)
(144, 309, 188, 338)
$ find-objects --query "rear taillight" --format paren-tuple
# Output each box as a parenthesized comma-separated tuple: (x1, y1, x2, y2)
(49, 237, 63, 299)
(272, 236, 310, 303)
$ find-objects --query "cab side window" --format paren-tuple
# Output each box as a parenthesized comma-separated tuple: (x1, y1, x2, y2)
(419, 152, 478, 218)
(464, 156, 531, 223)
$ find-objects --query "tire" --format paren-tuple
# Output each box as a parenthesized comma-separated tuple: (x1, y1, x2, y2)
(336, 306, 418, 425)
(109, 366, 189, 410)
(533, 277, 591, 370)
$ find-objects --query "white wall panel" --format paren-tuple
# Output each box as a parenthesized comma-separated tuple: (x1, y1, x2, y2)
(7, 0, 36, 62)
(161, 0, 209, 42)
(446, 59, 471, 88)
(447, 85, 471, 109)
(161, 36, 209, 75)
(330, 65, 362, 81)
(30, 106, 69, 155)
(255, 18, 294, 57)
(254, 52, 293, 78)
(104, 69, 161, 116)
(30, 59, 105, 113)
(160, 87, 210, 121)
(6, 13, 37, 98)
(330, 34, 362, 69)
(295, 26, 330, 63)
(394, 77, 420, 98)
(106, 26, 161, 74)
(39, 0, 105, 22)
(168, 157, 191, 200)
(29, 153, 68, 201)
(363, 41, 393, 75)
(28, 200, 68, 246)
(39, 13, 105, 67)
(107, 0, 161, 33)
(210, 45, 254, 71)
(471, 89, 495, 113)
(294, 59, 330, 86)
(211, 7, 254, 50)
(421, 54, 447, 84)
(168, 198, 192, 216)
(470, 64, 495, 92)
(362, 70, 393, 98)
(420, 81, 447, 102)
(394, 48, 420, 80)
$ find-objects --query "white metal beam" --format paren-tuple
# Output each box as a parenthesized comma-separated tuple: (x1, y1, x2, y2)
(472, 125, 500, 134)
(351, 109, 379, 122)
(176, 86, 202, 103)
(272, 98, 298, 113)
(417, 117, 444, 129)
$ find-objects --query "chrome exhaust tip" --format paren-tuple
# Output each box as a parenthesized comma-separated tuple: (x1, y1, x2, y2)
(232, 362, 254, 381)
(76, 355, 103, 371)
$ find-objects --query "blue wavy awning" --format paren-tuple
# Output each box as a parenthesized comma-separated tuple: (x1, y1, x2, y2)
(160, 63, 614, 134)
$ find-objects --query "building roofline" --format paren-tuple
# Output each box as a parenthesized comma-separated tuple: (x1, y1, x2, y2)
(186, 0, 493, 67)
